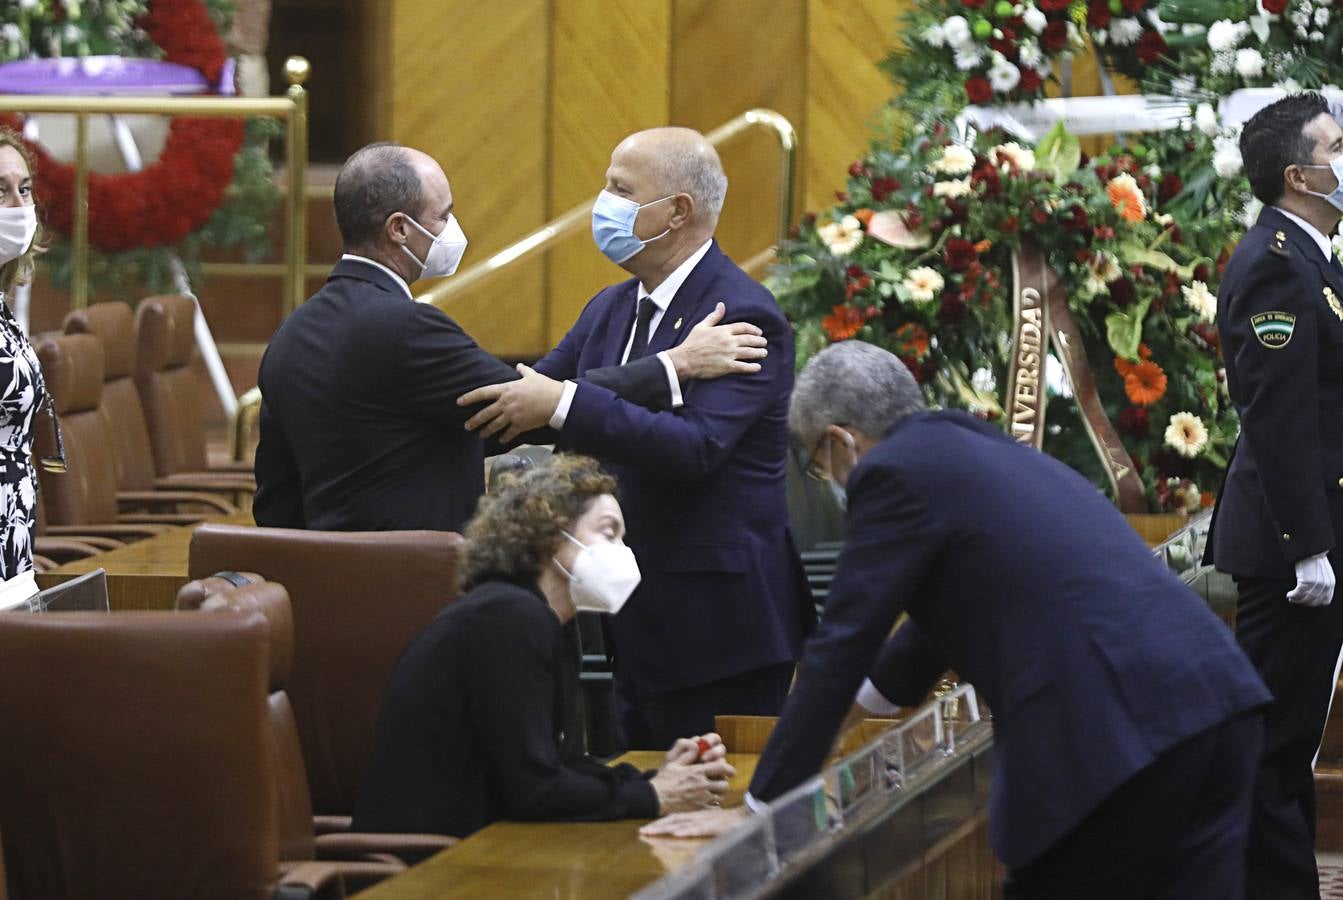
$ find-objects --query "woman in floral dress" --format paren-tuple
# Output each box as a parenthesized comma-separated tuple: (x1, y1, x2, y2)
(0, 127, 48, 581)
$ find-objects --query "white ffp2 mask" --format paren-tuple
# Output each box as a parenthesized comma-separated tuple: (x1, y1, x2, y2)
(0, 206, 37, 266)
(401, 213, 468, 280)
(553, 531, 641, 615)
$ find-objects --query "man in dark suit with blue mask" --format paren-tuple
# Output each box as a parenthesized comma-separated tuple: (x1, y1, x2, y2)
(460, 128, 814, 749)
(645, 340, 1269, 899)
(1206, 92, 1343, 899)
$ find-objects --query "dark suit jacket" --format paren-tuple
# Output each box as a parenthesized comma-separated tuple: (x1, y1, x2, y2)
(353, 578, 658, 839)
(748, 411, 1269, 868)
(533, 241, 814, 693)
(254, 259, 658, 533)
(1207, 207, 1343, 578)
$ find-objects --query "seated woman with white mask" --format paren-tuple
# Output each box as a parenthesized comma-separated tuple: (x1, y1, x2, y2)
(353, 455, 734, 842)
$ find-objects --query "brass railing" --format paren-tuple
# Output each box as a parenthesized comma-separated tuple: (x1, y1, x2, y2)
(0, 55, 311, 312)
(417, 107, 797, 310)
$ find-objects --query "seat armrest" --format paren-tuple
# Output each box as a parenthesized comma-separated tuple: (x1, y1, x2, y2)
(156, 474, 256, 493)
(313, 814, 352, 835)
(38, 534, 124, 552)
(32, 553, 55, 572)
(45, 523, 168, 540)
(274, 861, 348, 899)
(118, 490, 238, 515)
(208, 459, 257, 475)
(33, 536, 112, 562)
(314, 832, 458, 861)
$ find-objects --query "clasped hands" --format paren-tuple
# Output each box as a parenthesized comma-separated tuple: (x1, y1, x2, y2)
(457, 302, 768, 444)
(649, 732, 737, 816)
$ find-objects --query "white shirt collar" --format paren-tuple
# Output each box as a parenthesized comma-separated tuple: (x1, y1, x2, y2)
(1274, 208, 1333, 261)
(637, 240, 713, 311)
(340, 254, 414, 300)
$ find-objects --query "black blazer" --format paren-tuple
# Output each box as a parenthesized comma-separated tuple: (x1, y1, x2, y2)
(749, 412, 1269, 868)
(353, 577, 659, 839)
(254, 259, 670, 532)
(1207, 207, 1343, 577)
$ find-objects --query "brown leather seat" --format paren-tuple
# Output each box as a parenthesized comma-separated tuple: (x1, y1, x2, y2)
(179, 578, 454, 873)
(63, 300, 241, 519)
(188, 525, 464, 817)
(0, 608, 344, 898)
(33, 333, 171, 545)
(133, 295, 255, 488)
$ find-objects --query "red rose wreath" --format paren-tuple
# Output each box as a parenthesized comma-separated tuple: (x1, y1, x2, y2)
(1, 0, 244, 252)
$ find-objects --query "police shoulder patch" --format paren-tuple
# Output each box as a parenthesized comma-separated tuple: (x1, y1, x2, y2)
(1251, 311, 1296, 349)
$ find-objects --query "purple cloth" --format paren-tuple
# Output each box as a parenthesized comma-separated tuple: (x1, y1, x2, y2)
(0, 56, 212, 96)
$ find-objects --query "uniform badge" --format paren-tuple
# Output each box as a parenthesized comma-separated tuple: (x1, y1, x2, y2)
(1251, 311, 1296, 349)
(1270, 230, 1290, 258)
(674, 317, 683, 329)
(1326, 286, 1343, 323)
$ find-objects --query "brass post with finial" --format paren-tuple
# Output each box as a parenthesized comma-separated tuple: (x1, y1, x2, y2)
(283, 55, 311, 314)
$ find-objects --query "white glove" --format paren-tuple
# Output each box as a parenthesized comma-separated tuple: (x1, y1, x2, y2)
(1287, 552, 1336, 607)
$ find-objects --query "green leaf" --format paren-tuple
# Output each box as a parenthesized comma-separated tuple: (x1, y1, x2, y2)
(1105, 296, 1154, 360)
(1035, 122, 1082, 181)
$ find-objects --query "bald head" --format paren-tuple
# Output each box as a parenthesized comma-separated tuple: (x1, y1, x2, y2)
(610, 128, 728, 227)
(333, 142, 452, 252)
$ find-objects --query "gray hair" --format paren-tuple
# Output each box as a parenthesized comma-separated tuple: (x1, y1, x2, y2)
(653, 141, 728, 224)
(333, 142, 424, 249)
(790, 341, 926, 447)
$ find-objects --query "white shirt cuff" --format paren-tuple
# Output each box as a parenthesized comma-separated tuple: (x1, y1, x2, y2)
(656, 351, 684, 409)
(856, 678, 903, 716)
(548, 380, 578, 430)
(743, 792, 766, 815)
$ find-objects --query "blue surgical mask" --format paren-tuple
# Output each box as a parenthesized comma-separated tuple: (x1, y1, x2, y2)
(591, 190, 674, 264)
(1302, 157, 1343, 212)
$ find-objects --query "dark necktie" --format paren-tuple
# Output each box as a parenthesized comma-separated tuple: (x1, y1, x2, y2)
(626, 297, 656, 362)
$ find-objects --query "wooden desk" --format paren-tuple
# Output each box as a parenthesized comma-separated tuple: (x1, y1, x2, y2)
(34, 511, 254, 611)
(355, 751, 758, 899)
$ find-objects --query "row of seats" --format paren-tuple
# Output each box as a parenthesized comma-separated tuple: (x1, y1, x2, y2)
(29, 295, 256, 566)
(0, 574, 451, 898)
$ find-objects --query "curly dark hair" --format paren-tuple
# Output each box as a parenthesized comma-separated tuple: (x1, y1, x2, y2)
(0, 127, 46, 296)
(461, 454, 618, 588)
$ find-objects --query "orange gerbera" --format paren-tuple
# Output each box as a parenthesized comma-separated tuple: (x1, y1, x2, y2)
(1113, 343, 1153, 378)
(974, 239, 993, 254)
(822, 304, 867, 341)
(1107, 173, 1147, 223)
(895, 322, 931, 358)
(853, 207, 874, 227)
(1124, 359, 1168, 406)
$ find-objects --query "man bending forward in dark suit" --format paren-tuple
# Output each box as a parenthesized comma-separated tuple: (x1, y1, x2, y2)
(644, 340, 1270, 900)
(254, 142, 763, 533)
(461, 128, 815, 749)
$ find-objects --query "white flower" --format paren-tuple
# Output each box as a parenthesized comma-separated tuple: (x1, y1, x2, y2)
(818, 216, 864, 256)
(1241, 196, 1264, 228)
(1154, 212, 1175, 226)
(0, 24, 20, 43)
(923, 23, 947, 47)
(933, 177, 973, 198)
(1332, 234, 1343, 258)
(1195, 102, 1219, 136)
(1019, 39, 1043, 66)
(943, 15, 972, 46)
(992, 141, 1035, 170)
(1165, 412, 1209, 459)
(1276, 77, 1302, 92)
(1317, 7, 1332, 25)
(954, 44, 985, 70)
(1109, 18, 1144, 45)
(1207, 19, 1249, 52)
(1085, 253, 1123, 293)
(1235, 47, 1265, 77)
(1181, 280, 1217, 322)
(903, 267, 945, 302)
(18, 0, 37, 8)
(1310, 29, 1325, 41)
(1214, 144, 1243, 177)
(988, 57, 1021, 92)
(1173, 480, 1203, 513)
(1023, 6, 1047, 32)
(930, 144, 976, 175)
(971, 367, 996, 393)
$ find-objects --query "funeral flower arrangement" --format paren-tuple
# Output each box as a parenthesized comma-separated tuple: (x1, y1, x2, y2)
(0, 0, 280, 297)
(771, 112, 1245, 511)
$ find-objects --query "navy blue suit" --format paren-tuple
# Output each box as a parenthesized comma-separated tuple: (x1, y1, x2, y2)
(533, 241, 814, 745)
(749, 412, 1268, 890)
(1206, 207, 1343, 898)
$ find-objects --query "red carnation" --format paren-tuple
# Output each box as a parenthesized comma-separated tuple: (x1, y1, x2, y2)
(1107, 276, 1137, 307)
(870, 176, 901, 202)
(1261, 0, 1288, 11)
(848, 160, 867, 178)
(1088, 0, 1112, 26)
(1118, 407, 1150, 436)
(965, 76, 993, 105)
(1039, 0, 1071, 10)
(971, 160, 1003, 197)
(944, 238, 978, 272)
(1158, 173, 1182, 203)
(939, 291, 968, 323)
(1018, 67, 1043, 93)
(962, 0, 987, 7)
(990, 38, 1019, 59)
(1120, 0, 1145, 12)
(1135, 31, 1167, 63)
(1041, 21, 1069, 51)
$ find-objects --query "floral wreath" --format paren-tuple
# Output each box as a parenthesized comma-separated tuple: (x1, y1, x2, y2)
(1, 0, 244, 252)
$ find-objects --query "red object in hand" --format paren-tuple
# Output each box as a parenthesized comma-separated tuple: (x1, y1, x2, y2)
(696, 738, 711, 757)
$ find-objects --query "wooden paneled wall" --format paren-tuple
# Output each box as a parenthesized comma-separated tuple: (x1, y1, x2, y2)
(375, 0, 910, 356)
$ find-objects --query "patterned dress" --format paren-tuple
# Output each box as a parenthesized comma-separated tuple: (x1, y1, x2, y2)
(0, 293, 43, 580)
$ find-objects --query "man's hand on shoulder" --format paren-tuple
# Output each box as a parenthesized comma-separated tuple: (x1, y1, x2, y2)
(459, 364, 563, 443)
(666, 301, 768, 381)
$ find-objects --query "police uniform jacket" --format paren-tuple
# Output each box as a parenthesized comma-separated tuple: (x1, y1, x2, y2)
(1207, 207, 1343, 578)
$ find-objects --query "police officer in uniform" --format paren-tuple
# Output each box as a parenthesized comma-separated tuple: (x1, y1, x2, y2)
(1208, 92, 1343, 899)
